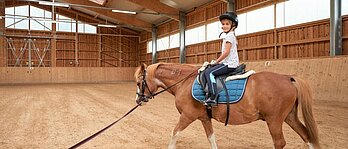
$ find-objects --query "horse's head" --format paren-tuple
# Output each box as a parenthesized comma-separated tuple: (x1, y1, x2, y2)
(134, 63, 160, 105)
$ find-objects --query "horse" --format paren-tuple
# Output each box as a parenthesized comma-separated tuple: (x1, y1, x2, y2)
(134, 62, 319, 149)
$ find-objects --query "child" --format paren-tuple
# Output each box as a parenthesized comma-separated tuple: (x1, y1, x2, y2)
(204, 11, 239, 106)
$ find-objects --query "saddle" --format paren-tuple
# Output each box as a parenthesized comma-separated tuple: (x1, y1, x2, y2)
(198, 63, 246, 94)
(196, 63, 247, 126)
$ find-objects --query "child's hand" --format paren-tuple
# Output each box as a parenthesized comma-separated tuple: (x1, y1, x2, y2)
(210, 60, 217, 64)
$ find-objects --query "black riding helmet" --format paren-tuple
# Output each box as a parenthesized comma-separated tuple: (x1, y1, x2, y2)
(219, 11, 238, 28)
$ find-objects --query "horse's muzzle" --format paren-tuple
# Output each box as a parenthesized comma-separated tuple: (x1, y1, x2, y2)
(136, 96, 149, 106)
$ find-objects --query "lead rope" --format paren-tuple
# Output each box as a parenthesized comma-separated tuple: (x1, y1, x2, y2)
(69, 104, 140, 149)
(69, 69, 198, 148)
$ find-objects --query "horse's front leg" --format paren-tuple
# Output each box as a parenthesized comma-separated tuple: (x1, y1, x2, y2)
(168, 113, 195, 149)
(201, 119, 218, 149)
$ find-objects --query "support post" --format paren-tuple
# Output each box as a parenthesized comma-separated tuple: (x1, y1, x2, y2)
(273, 0, 278, 59)
(227, 0, 235, 12)
(330, 0, 342, 56)
(51, 5, 56, 67)
(0, 0, 6, 67)
(151, 25, 157, 64)
(98, 28, 101, 67)
(28, 39, 32, 68)
(179, 11, 186, 63)
(75, 14, 79, 66)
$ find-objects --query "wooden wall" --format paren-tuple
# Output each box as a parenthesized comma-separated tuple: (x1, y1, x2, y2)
(235, 0, 274, 13)
(2, 56, 346, 102)
(138, 32, 152, 65)
(245, 56, 348, 102)
(100, 28, 138, 67)
(0, 67, 136, 84)
(238, 18, 333, 61)
(139, 0, 348, 65)
(5, 28, 139, 67)
(2, 1, 139, 68)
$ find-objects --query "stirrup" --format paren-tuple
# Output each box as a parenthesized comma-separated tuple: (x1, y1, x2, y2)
(205, 96, 218, 107)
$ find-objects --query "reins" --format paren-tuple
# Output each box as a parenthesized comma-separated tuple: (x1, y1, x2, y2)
(152, 69, 198, 96)
(69, 68, 198, 148)
(136, 68, 198, 101)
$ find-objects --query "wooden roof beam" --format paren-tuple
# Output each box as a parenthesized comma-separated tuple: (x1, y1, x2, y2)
(128, 0, 180, 21)
(61, 0, 152, 30)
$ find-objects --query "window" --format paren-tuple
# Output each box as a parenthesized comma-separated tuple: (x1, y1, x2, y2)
(147, 33, 178, 53)
(5, 5, 52, 30)
(89, 0, 106, 5)
(235, 13, 247, 35)
(157, 36, 169, 51)
(5, 7, 15, 29)
(343, 1, 348, 15)
(185, 25, 205, 45)
(5, 5, 97, 33)
(30, 6, 52, 31)
(207, 21, 223, 41)
(56, 14, 76, 32)
(78, 22, 97, 33)
(277, 0, 330, 27)
(147, 41, 152, 53)
(246, 5, 274, 33)
(5, 5, 29, 29)
(237, 0, 339, 34)
(169, 33, 179, 48)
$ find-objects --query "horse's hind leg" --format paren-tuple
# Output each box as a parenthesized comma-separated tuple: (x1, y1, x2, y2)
(266, 119, 286, 149)
(168, 114, 195, 149)
(201, 119, 218, 149)
(285, 102, 312, 148)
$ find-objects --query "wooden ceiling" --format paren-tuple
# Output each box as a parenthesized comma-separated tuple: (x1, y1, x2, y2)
(6, 0, 212, 32)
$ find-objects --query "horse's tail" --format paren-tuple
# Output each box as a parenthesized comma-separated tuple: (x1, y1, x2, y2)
(291, 76, 320, 148)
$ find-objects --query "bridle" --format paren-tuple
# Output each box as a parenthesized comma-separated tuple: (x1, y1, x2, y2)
(136, 69, 155, 103)
(136, 68, 198, 104)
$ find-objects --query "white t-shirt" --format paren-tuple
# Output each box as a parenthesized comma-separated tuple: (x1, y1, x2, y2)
(221, 31, 239, 68)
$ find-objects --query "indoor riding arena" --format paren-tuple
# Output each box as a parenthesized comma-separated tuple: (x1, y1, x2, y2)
(0, 0, 347, 149)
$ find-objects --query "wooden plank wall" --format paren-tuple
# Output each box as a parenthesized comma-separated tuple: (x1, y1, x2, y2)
(1, 56, 347, 102)
(2, 1, 140, 68)
(343, 15, 348, 55)
(56, 32, 76, 67)
(138, 0, 348, 65)
(235, 0, 273, 13)
(4, 28, 139, 67)
(5, 29, 53, 67)
(100, 27, 138, 67)
(139, 32, 152, 65)
(0, 67, 136, 84)
(245, 56, 348, 102)
(78, 34, 99, 67)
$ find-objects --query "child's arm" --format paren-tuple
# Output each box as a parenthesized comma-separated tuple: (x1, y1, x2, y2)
(216, 42, 232, 63)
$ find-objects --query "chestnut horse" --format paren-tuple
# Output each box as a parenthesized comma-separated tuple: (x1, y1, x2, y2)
(134, 63, 319, 149)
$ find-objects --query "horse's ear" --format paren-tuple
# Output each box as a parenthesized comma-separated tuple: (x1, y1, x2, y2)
(140, 63, 147, 71)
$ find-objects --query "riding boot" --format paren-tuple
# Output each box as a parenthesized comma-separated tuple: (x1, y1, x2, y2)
(205, 83, 218, 106)
(205, 94, 218, 106)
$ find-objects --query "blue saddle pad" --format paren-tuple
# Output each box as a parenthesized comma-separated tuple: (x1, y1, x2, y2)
(191, 78, 248, 104)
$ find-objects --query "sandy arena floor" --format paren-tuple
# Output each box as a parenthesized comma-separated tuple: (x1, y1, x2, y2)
(0, 83, 347, 149)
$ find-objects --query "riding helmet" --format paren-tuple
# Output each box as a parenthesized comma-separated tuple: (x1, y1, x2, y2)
(219, 11, 238, 28)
